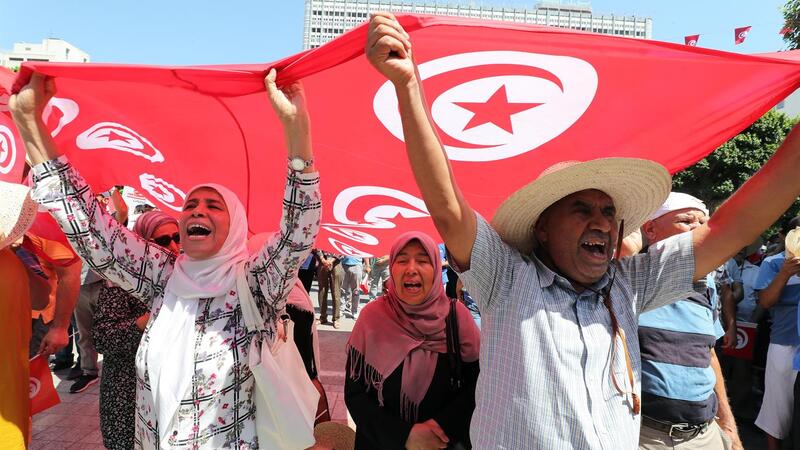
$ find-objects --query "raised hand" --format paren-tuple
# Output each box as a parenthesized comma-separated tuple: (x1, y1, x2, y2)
(9, 73, 55, 123)
(264, 68, 309, 127)
(366, 12, 415, 87)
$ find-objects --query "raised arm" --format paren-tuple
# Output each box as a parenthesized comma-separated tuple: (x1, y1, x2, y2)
(692, 124, 800, 279)
(11, 74, 175, 304)
(246, 70, 321, 325)
(366, 13, 477, 269)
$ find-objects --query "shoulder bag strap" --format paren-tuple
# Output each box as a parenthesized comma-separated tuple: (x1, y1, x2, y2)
(445, 298, 463, 390)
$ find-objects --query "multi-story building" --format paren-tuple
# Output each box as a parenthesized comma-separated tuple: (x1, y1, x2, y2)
(303, 0, 652, 49)
(0, 38, 90, 70)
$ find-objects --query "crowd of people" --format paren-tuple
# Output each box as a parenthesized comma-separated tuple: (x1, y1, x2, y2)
(2, 11, 800, 450)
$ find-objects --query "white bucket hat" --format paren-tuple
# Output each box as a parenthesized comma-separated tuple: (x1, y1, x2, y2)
(0, 181, 37, 249)
(491, 158, 672, 255)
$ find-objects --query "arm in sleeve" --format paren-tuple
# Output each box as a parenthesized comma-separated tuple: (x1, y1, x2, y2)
(245, 169, 321, 326)
(617, 231, 696, 314)
(30, 157, 175, 307)
(433, 359, 479, 441)
(755, 257, 785, 309)
(450, 214, 519, 313)
(344, 356, 411, 449)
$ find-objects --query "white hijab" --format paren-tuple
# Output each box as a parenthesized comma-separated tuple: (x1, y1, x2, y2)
(146, 183, 248, 446)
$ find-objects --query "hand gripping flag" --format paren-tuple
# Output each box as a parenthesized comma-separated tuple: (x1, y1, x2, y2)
(735, 26, 752, 45)
(3, 15, 800, 256)
(684, 34, 700, 46)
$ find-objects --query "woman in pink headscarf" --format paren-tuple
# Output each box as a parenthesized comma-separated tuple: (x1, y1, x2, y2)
(345, 232, 480, 450)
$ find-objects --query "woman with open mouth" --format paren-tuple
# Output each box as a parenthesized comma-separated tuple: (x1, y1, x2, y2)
(345, 232, 481, 449)
(11, 69, 321, 449)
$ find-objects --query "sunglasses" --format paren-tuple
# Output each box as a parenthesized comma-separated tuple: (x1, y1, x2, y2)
(152, 232, 180, 248)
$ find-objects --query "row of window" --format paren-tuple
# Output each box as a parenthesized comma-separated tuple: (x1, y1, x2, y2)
(310, 27, 347, 33)
(311, 9, 369, 18)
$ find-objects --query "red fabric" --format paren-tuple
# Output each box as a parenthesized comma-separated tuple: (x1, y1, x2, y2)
(2, 15, 800, 256)
(26, 213, 79, 262)
(29, 355, 60, 415)
(684, 34, 700, 46)
(0, 68, 25, 182)
(735, 26, 752, 45)
(781, 27, 792, 36)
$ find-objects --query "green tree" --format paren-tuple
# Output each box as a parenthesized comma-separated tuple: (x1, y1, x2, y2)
(672, 109, 800, 235)
(784, 0, 800, 50)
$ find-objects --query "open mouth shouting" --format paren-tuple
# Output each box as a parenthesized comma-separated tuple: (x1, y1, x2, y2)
(186, 222, 212, 240)
(579, 237, 609, 262)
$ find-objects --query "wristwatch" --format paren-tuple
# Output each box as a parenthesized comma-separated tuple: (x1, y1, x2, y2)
(288, 157, 313, 172)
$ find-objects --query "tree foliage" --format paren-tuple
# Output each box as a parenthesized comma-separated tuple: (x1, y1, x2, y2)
(784, 0, 800, 50)
(672, 110, 799, 235)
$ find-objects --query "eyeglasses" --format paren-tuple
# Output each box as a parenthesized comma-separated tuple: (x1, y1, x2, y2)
(152, 233, 180, 248)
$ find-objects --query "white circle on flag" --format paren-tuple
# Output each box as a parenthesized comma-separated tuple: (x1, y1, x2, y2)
(29, 377, 41, 399)
(0, 125, 17, 175)
(373, 50, 598, 162)
(735, 327, 749, 350)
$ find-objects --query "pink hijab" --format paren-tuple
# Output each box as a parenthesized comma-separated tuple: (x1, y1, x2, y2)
(346, 232, 480, 422)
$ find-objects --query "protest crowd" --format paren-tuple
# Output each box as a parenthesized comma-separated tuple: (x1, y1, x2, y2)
(4, 10, 800, 450)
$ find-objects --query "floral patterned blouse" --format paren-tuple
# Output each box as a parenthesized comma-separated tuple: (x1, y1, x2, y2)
(31, 157, 321, 449)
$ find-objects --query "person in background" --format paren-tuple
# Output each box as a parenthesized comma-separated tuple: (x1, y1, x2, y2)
(637, 192, 741, 449)
(317, 250, 344, 328)
(755, 216, 800, 450)
(368, 254, 390, 301)
(92, 211, 181, 450)
(299, 250, 318, 294)
(341, 255, 369, 319)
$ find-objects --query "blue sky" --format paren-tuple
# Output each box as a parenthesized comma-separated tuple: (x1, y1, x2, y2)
(0, 0, 790, 65)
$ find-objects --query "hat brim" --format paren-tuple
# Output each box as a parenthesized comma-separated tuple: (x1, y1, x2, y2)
(491, 158, 671, 255)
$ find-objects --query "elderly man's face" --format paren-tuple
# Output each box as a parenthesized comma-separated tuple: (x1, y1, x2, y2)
(534, 189, 617, 286)
(643, 208, 707, 244)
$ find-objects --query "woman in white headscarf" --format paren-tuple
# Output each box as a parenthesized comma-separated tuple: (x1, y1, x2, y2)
(11, 70, 321, 449)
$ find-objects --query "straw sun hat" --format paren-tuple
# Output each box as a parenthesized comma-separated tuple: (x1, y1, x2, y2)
(491, 158, 672, 256)
(0, 181, 37, 250)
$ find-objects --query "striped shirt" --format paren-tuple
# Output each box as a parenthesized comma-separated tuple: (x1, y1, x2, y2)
(638, 273, 724, 424)
(455, 215, 695, 450)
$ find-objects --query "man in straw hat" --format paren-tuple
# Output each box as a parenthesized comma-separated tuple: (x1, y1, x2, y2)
(0, 181, 37, 448)
(366, 12, 800, 449)
(638, 192, 740, 449)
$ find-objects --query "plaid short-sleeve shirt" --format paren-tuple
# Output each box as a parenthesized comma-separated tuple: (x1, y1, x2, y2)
(455, 215, 695, 450)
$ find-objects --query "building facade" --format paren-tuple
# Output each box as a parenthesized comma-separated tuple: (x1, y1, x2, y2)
(0, 38, 90, 70)
(303, 0, 652, 49)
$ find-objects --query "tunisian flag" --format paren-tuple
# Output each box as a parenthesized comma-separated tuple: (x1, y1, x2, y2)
(684, 34, 700, 46)
(29, 355, 60, 415)
(2, 15, 800, 256)
(735, 26, 752, 44)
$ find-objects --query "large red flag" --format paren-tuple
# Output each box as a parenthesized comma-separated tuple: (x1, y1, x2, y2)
(684, 34, 700, 46)
(29, 356, 60, 415)
(2, 15, 800, 256)
(735, 26, 752, 44)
